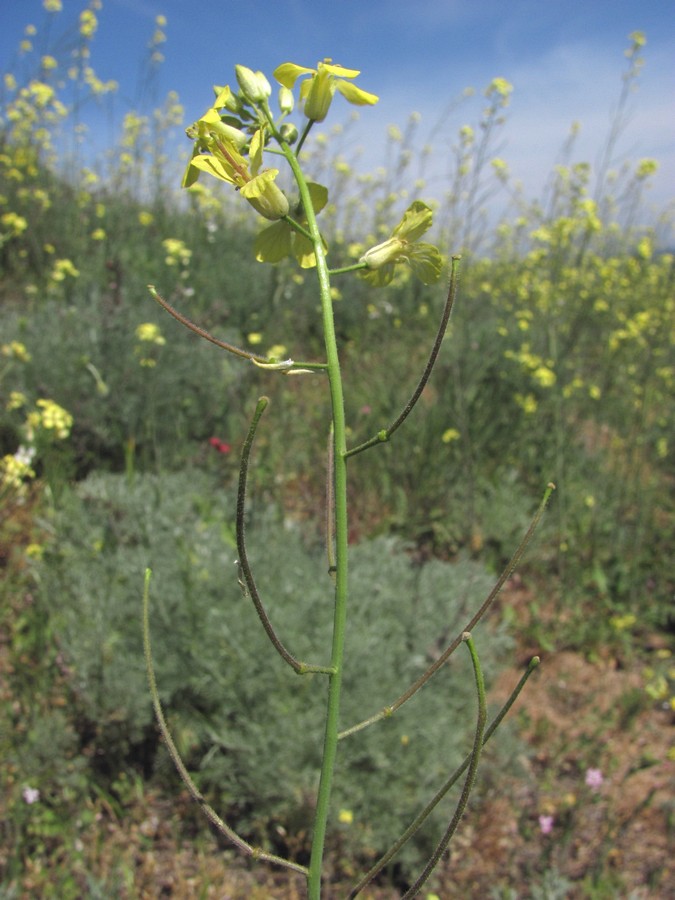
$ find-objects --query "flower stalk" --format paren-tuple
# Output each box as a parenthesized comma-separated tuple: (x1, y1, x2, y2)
(145, 56, 550, 900)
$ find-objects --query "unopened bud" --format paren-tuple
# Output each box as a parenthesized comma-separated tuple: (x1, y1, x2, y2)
(235, 65, 271, 103)
(279, 122, 298, 145)
(278, 86, 294, 114)
(360, 237, 404, 270)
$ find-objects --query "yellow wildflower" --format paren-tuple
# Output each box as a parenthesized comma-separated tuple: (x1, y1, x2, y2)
(274, 58, 378, 122)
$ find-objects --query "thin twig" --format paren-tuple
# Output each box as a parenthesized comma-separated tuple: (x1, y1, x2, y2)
(348, 655, 540, 896)
(345, 256, 461, 459)
(400, 632, 487, 899)
(148, 285, 326, 372)
(142, 569, 309, 876)
(237, 397, 334, 675)
(339, 483, 555, 739)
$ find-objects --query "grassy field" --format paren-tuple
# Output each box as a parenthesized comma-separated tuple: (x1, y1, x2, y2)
(1, 6, 673, 898)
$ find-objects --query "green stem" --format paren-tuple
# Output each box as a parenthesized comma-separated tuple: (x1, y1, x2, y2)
(277, 132, 350, 900)
(328, 262, 369, 276)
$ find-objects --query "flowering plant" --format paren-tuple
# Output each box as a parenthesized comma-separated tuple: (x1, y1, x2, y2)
(145, 57, 552, 899)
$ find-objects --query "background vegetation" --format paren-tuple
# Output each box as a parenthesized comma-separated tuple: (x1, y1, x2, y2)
(1, 3, 673, 897)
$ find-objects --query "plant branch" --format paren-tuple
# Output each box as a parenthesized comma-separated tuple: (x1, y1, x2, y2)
(400, 632, 487, 899)
(148, 285, 325, 372)
(349, 655, 539, 896)
(142, 569, 309, 876)
(345, 256, 461, 458)
(339, 482, 555, 739)
(237, 397, 334, 675)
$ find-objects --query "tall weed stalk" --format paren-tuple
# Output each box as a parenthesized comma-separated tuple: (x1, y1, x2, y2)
(143, 60, 551, 897)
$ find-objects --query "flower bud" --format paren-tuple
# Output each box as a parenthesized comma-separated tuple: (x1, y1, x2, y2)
(278, 86, 294, 114)
(235, 64, 270, 103)
(360, 237, 404, 270)
(279, 122, 298, 144)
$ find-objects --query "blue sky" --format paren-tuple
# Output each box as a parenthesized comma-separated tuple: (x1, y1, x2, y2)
(2, 0, 674, 221)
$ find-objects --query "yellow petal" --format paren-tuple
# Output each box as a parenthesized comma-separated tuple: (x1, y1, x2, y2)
(273, 62, 315, 89)
(319, 62, 361, 79)
(392, 201, 433, 241)
(189, 153, 236, 184)
(255, 221, 292, 263)
(407, 243, 444, 284)
(335, 79, 378, 106)
(240, 170, 290, 219)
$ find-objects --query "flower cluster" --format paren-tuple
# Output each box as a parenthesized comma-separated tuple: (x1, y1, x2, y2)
(135, 322, 166, 367)
(182, 59, 377, 226)
(1, 347, 73, 496)
(26, 398, 73, 440)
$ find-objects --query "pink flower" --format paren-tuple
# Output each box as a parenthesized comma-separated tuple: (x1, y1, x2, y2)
(585, 768, 604, 790)
(538, 814, 554, 835)
(209, 437, 232, 455)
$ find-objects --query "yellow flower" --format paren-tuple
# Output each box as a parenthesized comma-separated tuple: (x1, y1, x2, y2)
(7, 391, 28, 410)
(135, 322, 166, 345)
(184, 114, 289, 220)
(442, 428, 460, 444)
(254, 181, 328, 268)
(79, 9, 98, 38)
(486, 77, 513, 101)
(1, 212, 28, 236)
(359, 201, 443, 286)
(532, 365, 556, 388)
(266, 344, 288, 360)
(338, 809, 354, 825)
(1, 452, 36, 491)
(50, 258, 79, 281)
(2, 341, 31, 362)
(610, 614, 636, 631)
(515, 393, 538, 414)
(35, 398, 73, 438)
(274, 58, 378, 122)
(162, 237, 191, 267)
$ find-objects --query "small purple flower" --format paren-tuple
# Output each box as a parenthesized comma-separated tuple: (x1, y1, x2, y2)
(22, 786, 40, 805)
(538, 814, 554, 835)
(585, 768, 604, 790)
